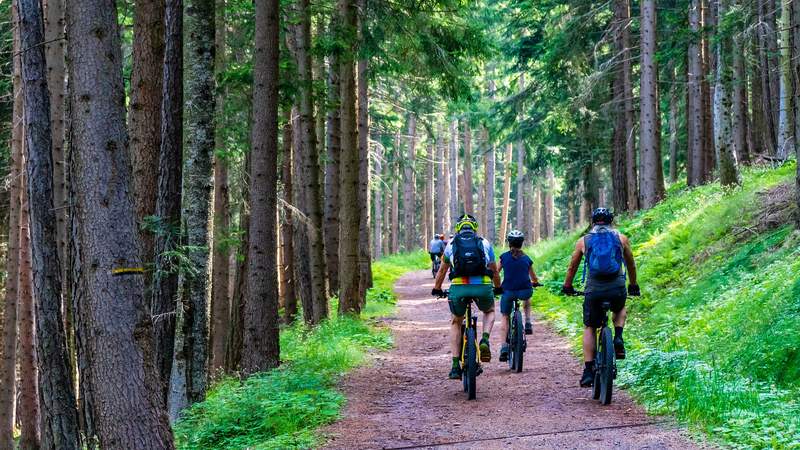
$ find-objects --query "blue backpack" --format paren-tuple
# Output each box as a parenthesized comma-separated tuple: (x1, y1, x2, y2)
(583, 231, 624, 281)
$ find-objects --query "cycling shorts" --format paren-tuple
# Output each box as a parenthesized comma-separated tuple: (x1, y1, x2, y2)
(583, 287, 626, 328)
(500, 288, 533, 315)
(448, 284, 494, 317)
(429, 251, 443, 262)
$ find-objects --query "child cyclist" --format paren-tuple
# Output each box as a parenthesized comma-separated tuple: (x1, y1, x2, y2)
(497, 230, 542, 362)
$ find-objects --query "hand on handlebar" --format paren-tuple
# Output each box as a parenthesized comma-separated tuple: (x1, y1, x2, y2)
(561, 285, 579, 296)
(628, 284, 641, 296)
(431, 288, 447, 298)
(493, 286, 504, 296)
(531, 281, 544, 288)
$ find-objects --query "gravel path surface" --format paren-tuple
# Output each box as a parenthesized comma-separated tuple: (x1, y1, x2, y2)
(321, 271, 711, 450)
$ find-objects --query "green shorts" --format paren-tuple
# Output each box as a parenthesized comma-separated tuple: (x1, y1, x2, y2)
(448, 284, 495, 317)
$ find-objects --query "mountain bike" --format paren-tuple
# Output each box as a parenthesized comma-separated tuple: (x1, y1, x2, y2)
(566, 290, 616, 405)
(505, 283, 541, 373)
(439, 290, 482, 400)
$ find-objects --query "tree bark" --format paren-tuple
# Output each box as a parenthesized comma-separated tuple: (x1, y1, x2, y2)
(613, 0, 638, 210)
(499, 143, 512, 240)
(688, 0, 706, 186)
(543, 168, 555, 239)
(43, 0, 68, 304)
(242, 0, 280, 373)
(356, 6, 372, 304)
(130, 0, 165, 275)
(423, 145, 433, 242)
(18, 0, 81, 446)
(338, 0, 362, 314)
(449, 119, 460, 220)
(390, 138, 400, 253)
(732, 34, 750, 165)
(66, 0, 174, 444)
(791, 0, 800, 227)
(18, 167, 42, 450)
(225, 198, 248, 372)
(291, 107, 314, 322)
(483, 125, 496, 241)
(714, 0, 740, 186)
(532, 185, 541, 242)
(462, 120, 474, 213)
(778, 0, 794, 159)
(403, 114, 417, 250)
(435, 124, 446, 234)
(750, 37, 766, 156)
(669, 62, 679, 183)
(373, 142, 383, 259)
(324, 22, 341, 294)
(280, 114, 297, 322)
(757, 0, 779, 156)
(441, 126, 452, 232)
(0, 7, 22, 443)
(639, 0, 665, 208)
(209, 0, 229, 376)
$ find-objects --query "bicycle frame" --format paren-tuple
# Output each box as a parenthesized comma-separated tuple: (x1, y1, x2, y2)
(461, 300, 480, 365)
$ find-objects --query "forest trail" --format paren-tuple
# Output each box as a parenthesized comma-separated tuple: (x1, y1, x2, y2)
(321, 270, 708, 449)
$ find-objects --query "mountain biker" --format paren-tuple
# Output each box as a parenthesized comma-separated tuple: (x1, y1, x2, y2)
(429, 234, 445, 264)
(432, 214, 502, 380)
(496, 230, 541, 362)
(561, 207, 640, 388)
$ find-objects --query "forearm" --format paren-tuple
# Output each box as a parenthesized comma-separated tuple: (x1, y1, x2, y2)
(529, 267, 539, 283)
(434, 263, 449, 289)
(626, 262, 637, 285)
(488, 263, 501, 287)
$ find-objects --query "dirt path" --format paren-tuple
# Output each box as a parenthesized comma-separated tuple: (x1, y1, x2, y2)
(321, 271, 710, 450)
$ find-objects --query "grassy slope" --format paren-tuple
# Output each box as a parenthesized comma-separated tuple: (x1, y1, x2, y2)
(529, 163, 800, 449)
(174, 251, 428, 450)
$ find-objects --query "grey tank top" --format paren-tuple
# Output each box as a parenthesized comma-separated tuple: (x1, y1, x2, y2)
(583, 225, 626, 294)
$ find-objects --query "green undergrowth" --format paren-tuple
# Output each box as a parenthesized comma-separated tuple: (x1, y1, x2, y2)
(529, 163, 800, 449)
(174, 250, 427, 449)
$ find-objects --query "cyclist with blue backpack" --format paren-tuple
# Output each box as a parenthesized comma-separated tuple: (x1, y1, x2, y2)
(561, 208, 640, 388)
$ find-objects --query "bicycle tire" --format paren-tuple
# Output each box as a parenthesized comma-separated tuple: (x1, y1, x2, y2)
(465, 327, 478, 400)
(512, 310, 524, 372)
(592, 356, 601, 400)
(599, 327, 615, 405)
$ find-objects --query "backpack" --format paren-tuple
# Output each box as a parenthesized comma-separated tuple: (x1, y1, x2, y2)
(449, 232, 488, 279)
(583, 230, 623, 280)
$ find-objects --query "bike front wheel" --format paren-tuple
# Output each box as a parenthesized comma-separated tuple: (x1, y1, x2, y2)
(598, 327, 615, 405)
(464, 328, 478, 400)
(511, 310, 524, 372)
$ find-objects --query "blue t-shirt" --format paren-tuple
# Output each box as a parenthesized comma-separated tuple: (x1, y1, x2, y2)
(429, 239, 445, 253)
(500, 251, 533, 291)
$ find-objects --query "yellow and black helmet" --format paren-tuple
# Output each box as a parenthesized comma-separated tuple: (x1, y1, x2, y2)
(455, 214, 479, 233)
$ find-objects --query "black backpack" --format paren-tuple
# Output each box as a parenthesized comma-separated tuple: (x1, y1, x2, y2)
(449, 231, 488, 279)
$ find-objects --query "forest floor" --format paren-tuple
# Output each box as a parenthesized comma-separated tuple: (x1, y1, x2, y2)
(321, 270, 711, 450)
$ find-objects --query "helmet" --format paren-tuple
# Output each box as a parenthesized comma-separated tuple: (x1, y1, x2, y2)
(591, 207, 614, 225)
(455, 214, 479, 233)
(507, 230, 525, 248)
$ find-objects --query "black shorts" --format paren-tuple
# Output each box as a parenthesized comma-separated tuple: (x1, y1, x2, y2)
(583, 287, 626, 328)
(429, 252, 443, 262)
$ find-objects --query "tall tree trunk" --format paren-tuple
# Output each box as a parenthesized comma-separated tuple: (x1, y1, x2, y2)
(483, 126, 496, 242)
(791, 0, 800, 227)
(462, 121, 474, 214)
(423, 145, 433, 242)
(442, 127, 452, 232)
(292, 0, 328, 322)
(758, 0, 779, 156)
(390, 141, 399, 253)
(242, 0, 280, 373)
(130, 0, 165, 276)
(0, 8, 22, 443)
(732, 34, 750, 165)
(18, 0, 81, 446)
(669, 62, 680, 183)
(611, 0, 629, 211)
(209, 0, 229, 376)
(18, 168, 42, 450)
(499, 143, 512, 240)
(532, 185, 541, 242)
(291, 107, 314, 322)
(403, 115, 417, 250)
(324, 22, 341, 294)
(151, 0, 183, 401)
(614, 0, 638, 210)
(449, 119, 460, 219)
(639, 0, 665, 208)
(43, 0, 68, 316)
(169, 0, 215, 417)
(750, 38, 766, 156)
(715, 0, 740, 186)
(543, 168, 555, 239)
(701, 0, 716, 181)
(435, 125, 445, 234)
(515, 141, 525, 231)
(338, 0, 362, 314)
(66, 0, 174, 444)
(225, 196, 248, 372)
(280, 114, 297, 322)
(373, 142, 383, 259)
(356, 5, 372, 304)
(778, 0, 794, 159)
(688, 0, 706, 186)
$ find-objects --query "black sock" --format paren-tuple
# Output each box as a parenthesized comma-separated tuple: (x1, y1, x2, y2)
(585, 361, 594, 371)
(615, 327, 624, 339)
(482, 332, 489, 341)
(452, 357, 460, 369)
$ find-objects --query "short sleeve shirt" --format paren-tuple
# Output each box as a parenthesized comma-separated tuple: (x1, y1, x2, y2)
(429, 239, 445, 253)
(443, 236, 495, 285)
(499, 251, 533, 291)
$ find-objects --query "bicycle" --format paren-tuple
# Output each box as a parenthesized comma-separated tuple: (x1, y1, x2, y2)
(505, 283, 542, 373)
(565, 289, 616, 405)
(432, 254, 442, 278)
(438, 290, 482, 400)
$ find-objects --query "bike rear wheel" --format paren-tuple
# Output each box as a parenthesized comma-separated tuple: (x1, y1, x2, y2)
(511, 310, 524, 372)
(599, 327, 615, 405)
(464, 328, 478, 400)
